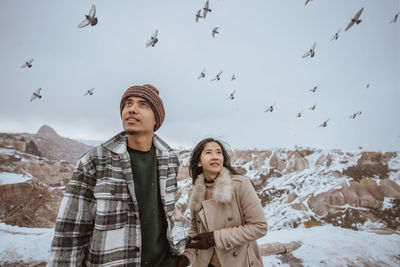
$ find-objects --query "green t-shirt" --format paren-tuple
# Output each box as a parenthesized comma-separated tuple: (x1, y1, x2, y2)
(127, 145, 178, 267)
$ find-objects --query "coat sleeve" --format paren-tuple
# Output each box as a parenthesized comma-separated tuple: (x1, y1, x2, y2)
(47, 157, 97, 266)
(182, 210, 199, 264)
(213, 177, 268, 251)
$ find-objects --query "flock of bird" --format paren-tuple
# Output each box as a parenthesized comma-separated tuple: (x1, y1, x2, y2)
(192, 1, 240, 101)
(21, 2, 398, 132)
(23, 5, 102, 102)
(295, 6, 367, 127)
(261, 4, 398, 129)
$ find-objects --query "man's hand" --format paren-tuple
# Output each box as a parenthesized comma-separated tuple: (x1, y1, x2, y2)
(176, 255, 189, 267)
(185, 232, 215, 250)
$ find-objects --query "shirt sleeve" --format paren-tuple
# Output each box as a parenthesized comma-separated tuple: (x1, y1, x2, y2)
(47, 158, 97, 266)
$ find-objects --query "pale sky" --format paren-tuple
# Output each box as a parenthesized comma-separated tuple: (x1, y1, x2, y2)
(0, 0, 399, 151)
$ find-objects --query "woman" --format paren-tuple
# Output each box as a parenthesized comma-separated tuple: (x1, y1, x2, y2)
(177, 138, 268, 267)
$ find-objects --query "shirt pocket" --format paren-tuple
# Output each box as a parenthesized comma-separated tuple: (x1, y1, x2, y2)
(93, 180, 130, 230)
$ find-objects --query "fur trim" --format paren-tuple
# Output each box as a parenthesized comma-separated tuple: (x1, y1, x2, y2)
(189, 167, 234, 212)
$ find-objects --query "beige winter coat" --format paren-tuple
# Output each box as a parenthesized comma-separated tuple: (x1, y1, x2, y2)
(183, 167, 268, 267)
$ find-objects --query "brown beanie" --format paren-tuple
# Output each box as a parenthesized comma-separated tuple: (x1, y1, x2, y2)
(120, 84, 165, 131)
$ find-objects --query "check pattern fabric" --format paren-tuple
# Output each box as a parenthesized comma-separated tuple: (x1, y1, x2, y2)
(47, 132, 184, 266)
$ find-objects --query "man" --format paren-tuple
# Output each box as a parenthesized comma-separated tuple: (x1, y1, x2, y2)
(47, 84, 187, 266)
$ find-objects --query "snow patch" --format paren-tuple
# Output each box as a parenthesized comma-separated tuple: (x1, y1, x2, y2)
(0, 172, 31, 185)
(259, 225, 400, 266)
(0, 223, 53, 262)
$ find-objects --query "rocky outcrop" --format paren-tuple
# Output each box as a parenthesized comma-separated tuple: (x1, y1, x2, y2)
(30, 125, 93, 163)
(307, 179, 400, 229)
(15, 160, 73, 186)
(259, 241, 302, 256)
(1, 125, 93, 164)
(342, 152, 396, 181)
(0, 140, 26, 152)
(25, 140, 41, 157)
(283, 151, 309, 174)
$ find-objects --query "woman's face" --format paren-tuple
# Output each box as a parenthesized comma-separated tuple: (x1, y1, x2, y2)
(197, 141, 224, 179)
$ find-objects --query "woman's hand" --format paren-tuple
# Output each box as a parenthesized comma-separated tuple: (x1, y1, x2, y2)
(176, 255, 189, 267)
(185, 232, 215, 249)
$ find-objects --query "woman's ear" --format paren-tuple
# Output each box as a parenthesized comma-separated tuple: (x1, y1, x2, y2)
(197, 162, 202, 167)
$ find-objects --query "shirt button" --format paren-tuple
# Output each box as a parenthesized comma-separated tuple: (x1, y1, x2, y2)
(228, 216, 233, 221)
(227, 244, 232, 248)
(250, 260, 254, 265)
(232, 252, 238, 256)
(197, 219, 201, 223)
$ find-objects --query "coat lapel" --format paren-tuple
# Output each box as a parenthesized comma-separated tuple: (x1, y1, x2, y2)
(189, 167, 234, 212)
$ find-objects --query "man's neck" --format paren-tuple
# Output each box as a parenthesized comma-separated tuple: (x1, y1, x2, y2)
(126, 133, 153, 152)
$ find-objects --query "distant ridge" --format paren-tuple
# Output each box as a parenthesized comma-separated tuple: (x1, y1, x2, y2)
(0, 125, 93, 163)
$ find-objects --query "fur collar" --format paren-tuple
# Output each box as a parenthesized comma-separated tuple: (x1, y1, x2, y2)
(189, 167, 234, 212)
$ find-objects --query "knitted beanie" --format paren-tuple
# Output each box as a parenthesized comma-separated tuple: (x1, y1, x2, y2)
(120, 84, 165, 131)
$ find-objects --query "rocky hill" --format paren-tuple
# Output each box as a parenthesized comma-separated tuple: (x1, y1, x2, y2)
(0, 125, 93, 164)
(0, 125, 93, 229)
(0, 128, 399, 234)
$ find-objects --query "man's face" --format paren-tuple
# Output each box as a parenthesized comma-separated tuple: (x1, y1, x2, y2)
(121, 96, 156, 135)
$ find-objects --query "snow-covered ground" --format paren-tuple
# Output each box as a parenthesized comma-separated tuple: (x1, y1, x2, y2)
(0, 172, 31, 185)
(0, 223, 53, 262)
(260, 225, 400, 266)
(0, 223, 399, 266)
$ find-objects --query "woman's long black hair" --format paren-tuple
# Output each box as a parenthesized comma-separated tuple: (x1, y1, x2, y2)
(189, 138, 238, 184)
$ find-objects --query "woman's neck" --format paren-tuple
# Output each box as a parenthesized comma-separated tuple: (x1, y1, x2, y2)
(204, 171, 218, 182)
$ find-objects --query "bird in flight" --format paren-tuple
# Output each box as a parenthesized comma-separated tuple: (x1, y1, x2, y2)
(390, 12, 400, 23)
(227, 90, 236, 100)
(305, 0, 313, 6)
(78, 4, 98, 28)
(319, 118, 330, 127)
(212, 27, 219, 37)
(345, 8, 364, 32)
(231, 74, 236, 81)
(195, 9, 203, 22)
(264, 102, 276, 113)
(309, 104, 317, 110)
(30, 88, 42, 102)
(309, 85, 318, 93)
(146, 30, 159, 48)
(296, 111, 303, 118)
(84, 88, 95, 96)
(203, 1, 212, 19)
(302, 42, 316, 58)
(21, 58, 34, 68)
(211, 70, 223, 81)
(198, 68, 206, 79)
(331, 29, 341, 41)
(349, 111, 362, 119)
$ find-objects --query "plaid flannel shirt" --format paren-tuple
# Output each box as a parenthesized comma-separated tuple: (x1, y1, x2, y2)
(47, 132, 185, 266)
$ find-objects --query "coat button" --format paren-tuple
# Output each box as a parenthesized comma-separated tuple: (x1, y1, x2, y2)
(250, 260, 254, 265)
(228, 217, 233, 221)
(197, 219, 201, 223)
(232, 252, 238, 256)
(227, 244, 232, 248)
(196, 250, 199, 255)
